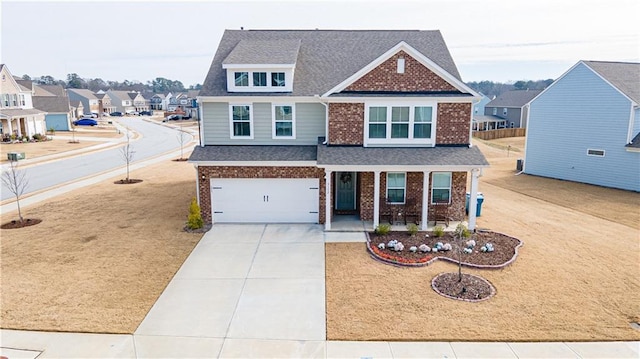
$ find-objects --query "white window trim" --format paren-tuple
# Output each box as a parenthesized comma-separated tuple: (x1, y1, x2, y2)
(234, 71, 249, 87)
(364, 101, 437, 147)
(226, 68, 293, 92)
(272, 103, 296, 139)
(587, 149, 605, 157)
(386, 172, 406, 204)
(397, 58, 405, 74)
(431, 172, 452, 204)
(229, 104, 254, 139)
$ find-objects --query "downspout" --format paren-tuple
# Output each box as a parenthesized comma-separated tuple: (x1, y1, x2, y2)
(197, 97, 204, 147)
(469, 97, 481, 148)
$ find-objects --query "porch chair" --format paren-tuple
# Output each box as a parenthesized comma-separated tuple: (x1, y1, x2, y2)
(379, 199, 393, 225)
(432, 199, 450, 227)
(403, 197, 421, 225)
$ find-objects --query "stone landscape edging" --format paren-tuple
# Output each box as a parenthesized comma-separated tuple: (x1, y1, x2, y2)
(431, 272, 497, 302)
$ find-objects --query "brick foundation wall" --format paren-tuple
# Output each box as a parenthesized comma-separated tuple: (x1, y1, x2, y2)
(197, 166, 326, 224)
(436, 103, 472, 145)
(345, 51, 458, 93)
(358, 171, 467, 223)
(328, 103, 364, 145)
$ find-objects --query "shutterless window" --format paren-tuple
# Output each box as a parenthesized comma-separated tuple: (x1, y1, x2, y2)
(503, 108, 508, 116)
(414, 106, 433, 138)
(231, 105, 251, 137)
(234, 72, 248, 87)
(587, 149, 605, 157)
(386, 172, 406, 204)
(253, 72, 267, 86)
(271, 72, 285, 87)
(432, 172, 452, 203)
(274, 105, 293, 137)
(492, 108, 497, 115)
(368, 106, 387, 138)
(391, 106, 410, 138)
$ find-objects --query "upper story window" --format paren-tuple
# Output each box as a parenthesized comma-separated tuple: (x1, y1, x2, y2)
(365, 102, 437, 146)
(235, 72, 249, 87)
(503, 107, 508, 116)
(11, 94, 17, 106)
(253, 72, 267, 87)
(272, 72, 285, 87)
(19, 94, 25, 106)
(229, 104, 253, 139)
(273, 104, 295, 139)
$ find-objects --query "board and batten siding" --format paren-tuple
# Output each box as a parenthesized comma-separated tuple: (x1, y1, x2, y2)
(525, 62, 639, 192)
(201, 102, 325, 145)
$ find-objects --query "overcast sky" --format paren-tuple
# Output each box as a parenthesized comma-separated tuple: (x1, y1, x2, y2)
(2, 0, 638, 86)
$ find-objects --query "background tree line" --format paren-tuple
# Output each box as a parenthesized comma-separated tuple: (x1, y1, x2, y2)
(19, 73, 202, 94)
(466, 79, 554, 98)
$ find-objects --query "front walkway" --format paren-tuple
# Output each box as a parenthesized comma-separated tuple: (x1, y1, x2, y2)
(1, 224, 638, 358)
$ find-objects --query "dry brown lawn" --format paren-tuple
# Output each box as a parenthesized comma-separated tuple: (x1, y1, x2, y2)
(326, 137, 640, 342)
(0, 158, 202, 333)
(0, 139, 102, 163)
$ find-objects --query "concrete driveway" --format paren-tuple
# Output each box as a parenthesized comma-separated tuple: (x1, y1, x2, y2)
(135, 224, 328, 357)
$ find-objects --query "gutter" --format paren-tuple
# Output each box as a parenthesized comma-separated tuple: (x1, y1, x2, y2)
(315, 95, 329, 144)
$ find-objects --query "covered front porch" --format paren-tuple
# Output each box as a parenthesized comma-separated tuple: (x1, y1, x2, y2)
(0, 109, 47, 139)
(316, 145, 489, 232)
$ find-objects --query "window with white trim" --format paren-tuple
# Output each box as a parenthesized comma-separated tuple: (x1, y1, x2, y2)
(230, 105, 252, 138)
(587, 149, 605, 157)
(492, 107, 497, 116)
(19, 94, 25, 106)
(365, 103, 436, 145)
(273, 104, 295, 138)
(431, 172, 452, 204)
(271, 72, 285, 87)
(503, 107, 508, 116)
(234, 72, 248, 87)
(386, 172, 406, 204)
(253, 72, 267, 87)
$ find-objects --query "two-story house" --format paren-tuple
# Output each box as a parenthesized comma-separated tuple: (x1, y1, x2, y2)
(484, 89, 541, 128)
(150, 94, 166, 110)
(189, 30, 489, 231)
(129, 91, 149, 112)
(186, 89, 199, 119)
(67, 88, 100, 116)
(106, 90, 136, 114)
(525, 60, 639, 192)
(0, 64, 47, 139)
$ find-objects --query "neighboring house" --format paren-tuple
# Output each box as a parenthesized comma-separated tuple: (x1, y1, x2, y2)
(95, 91, 116, 114)
(31, 84, 72, 131)
(0, 64, 47, 138)
(150, 93, 166, 110)
(106, 90, 136, 113)
(189, 30, 489, 231)
(70, 99, 84, 119)
(186, 89, 199, 119)
(484, 89, 541, 128)
(166, 92, 190, 112)
(67, 88, 99, 115)
(473, 92, 491, 115)
(129, 91, 149, 112)
(525, 60, 640, 192)
(162, 92, 173, 110)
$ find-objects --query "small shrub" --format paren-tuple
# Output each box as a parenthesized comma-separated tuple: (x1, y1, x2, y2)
(186, 197, 203, 230)
(406, 223, 419, 236)
(32, 133, 43, 141)
(47, 127, 56, 135)
(433, 225, 444, 237)
(375, 223, 391, 236)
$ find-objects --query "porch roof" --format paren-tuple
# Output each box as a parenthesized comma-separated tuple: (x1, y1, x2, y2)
(189, 145, 317, 162)
(317, 144, 489, 167)
(0, 108, 46, 119)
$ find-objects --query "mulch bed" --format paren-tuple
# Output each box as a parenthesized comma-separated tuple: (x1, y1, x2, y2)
(366, 230, 522, 268)
(431, 272, 496, 302)
(113, 179, 143, 185)
(1, 218, 42, 229)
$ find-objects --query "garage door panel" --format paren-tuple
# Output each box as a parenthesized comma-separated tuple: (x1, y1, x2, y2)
(211, 179, 319, 223)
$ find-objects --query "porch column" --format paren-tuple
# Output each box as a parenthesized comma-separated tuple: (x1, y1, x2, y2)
(6, 119, 12, 137)
(373, 170, 381, 229)
(468, 168, 480, 231)
(325, 169, 332, 231)
(421, 170, 431, 231)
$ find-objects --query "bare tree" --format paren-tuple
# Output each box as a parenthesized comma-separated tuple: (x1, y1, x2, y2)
(453, 223, 472, 282)
(2, 160, 29, 222)
(121, 129, 135, 182)
(176, 124, 188, 160)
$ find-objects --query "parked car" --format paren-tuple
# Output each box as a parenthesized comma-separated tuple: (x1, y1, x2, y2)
(83, 113, 98, 118)
(102, 112, 110, 117)
(163, 114, 183, 122)
(110, 112, 123, 116)
(139, 110, 153, 116)
(73, 118, 98, 126)
(125, 110, 139, 116)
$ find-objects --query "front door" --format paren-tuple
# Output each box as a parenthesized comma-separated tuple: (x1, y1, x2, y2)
(335, 172, 356, 211)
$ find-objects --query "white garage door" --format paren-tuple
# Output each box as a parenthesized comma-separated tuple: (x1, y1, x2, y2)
(211, 178, 319, 223)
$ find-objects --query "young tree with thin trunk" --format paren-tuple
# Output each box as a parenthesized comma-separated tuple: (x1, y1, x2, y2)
(2, 160, 29, 222)
(121, 128, 134, 182)
(177, 124, 188, 160)
(454, 223, 472, 282)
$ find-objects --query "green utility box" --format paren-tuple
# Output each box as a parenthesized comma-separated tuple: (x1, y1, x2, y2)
(7, 152, 25, 161)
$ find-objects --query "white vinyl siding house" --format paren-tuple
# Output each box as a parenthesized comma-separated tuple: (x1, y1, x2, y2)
(525, 61, 639, 192)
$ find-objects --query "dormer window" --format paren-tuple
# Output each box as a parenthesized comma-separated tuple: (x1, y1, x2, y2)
(253, 72, 267, 86)
(235, 72, 249, 86)
(272, 72, 285, 87)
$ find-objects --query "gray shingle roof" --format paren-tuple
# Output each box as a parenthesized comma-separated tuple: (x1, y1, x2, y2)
(35, 84, 66, 97)
(67, 89, 98, 99)
(317, 145, 489, 166)
(486, 90, 542, 108)
(189, 145, 318, 162)
(15, 79, 33, 91)
(583, 61, 640, 104)
(33, 96, 70, 113)
(0, 108, 46, 118)
(223, 39, 301, 65)
(201, 29, 462, 97)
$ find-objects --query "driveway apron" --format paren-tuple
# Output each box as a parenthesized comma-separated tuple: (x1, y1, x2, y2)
(135, 224, 326, 352)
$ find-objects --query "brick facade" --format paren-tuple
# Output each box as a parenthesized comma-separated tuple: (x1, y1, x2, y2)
(197, 166, 326, 224)
(328, 103, 364, 145)
(358, 171, 467, 222)
(345, 51, 458, 93)
(436, 102, 472, 145)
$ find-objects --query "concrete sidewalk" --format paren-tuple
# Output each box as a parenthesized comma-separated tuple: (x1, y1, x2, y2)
(2, 225, 639, 358)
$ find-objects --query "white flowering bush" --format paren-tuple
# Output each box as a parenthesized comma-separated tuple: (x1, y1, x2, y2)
(393, 242, 404, 251)
(419, 244, 430, 252)
(409, 246, 417, 252)
(378, 243, 386, 250)
(466, 239, 476, 248)
(442, 243, 452, 251)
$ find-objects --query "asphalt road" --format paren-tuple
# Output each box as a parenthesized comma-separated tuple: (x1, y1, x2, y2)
(1, 118, 193, 201)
